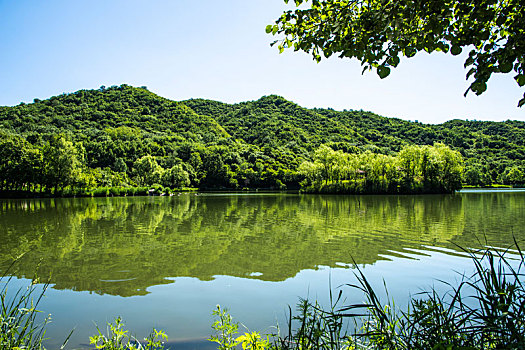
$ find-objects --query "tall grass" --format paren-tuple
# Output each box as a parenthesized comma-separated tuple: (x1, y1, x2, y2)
(209, 242, 525, 349)
(0, 273, 59, 349)
(270, 241, 525, 349)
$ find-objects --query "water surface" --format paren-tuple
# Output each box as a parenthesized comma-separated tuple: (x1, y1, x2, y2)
(1, 191, 524, 348)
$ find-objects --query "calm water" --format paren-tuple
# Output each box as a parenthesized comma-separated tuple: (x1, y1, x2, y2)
(1, 191, 524, 349)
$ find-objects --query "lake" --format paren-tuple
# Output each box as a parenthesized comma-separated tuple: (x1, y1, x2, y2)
(1, 190, 524, 349)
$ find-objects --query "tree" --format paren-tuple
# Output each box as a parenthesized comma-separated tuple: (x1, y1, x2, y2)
(161, 164, 191, 189)
(42, 136, 83, 193)
(429, 143, 464, 192)
(500, 165, 524, 185)
(133, 155, 164, 186)
(314, 144, 339, 183)
(269, 0, 525, 106)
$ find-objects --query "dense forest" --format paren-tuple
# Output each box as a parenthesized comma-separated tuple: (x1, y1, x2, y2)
(0, 84, 524, 195)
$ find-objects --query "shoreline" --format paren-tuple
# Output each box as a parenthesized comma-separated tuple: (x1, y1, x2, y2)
(1, 185, 523, 199)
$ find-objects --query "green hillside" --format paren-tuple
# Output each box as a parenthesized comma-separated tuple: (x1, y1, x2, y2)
(0, 84, 228, 138)
(187, 96, 525, 188)
(0, 84, 524, 195)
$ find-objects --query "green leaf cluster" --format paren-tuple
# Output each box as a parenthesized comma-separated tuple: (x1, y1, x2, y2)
(89, 316, 167, 350)
(270, 0, 525, 106)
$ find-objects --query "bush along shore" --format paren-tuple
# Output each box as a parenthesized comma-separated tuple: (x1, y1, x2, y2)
(1, 243, 524, 349)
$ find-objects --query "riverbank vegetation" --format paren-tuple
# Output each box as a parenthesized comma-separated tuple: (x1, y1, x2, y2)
(2, 244, 523, 349)
(298, 143, 463, 194)
(0, 277, 51, 349)
(1, 85, 525, 196)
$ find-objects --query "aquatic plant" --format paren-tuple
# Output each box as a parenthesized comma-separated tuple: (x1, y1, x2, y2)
(209, 305, 241, 350)
(90, 316, 167, 350)
(209, 305, 272, 350)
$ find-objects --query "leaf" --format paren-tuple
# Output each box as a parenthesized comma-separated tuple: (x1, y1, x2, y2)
(464, 56, 475, 68)
(377, 66, 391, 79)
(404, 47, 416, 58)
(473, 81, 487, 95)
(515, 74, 525, 87)
(388, 55, 400, 67)
(451, 46, 462, 56)
(265, 25, 273, 34)
(499, 62, 513, 73)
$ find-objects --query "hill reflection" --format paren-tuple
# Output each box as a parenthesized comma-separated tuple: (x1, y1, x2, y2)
(1, 192, 523, 297)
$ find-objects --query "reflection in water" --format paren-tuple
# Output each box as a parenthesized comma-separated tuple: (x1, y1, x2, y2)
(1, 192, 524, 297)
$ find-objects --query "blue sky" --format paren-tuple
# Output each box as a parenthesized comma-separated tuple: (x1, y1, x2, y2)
(0, 0, 523, 123)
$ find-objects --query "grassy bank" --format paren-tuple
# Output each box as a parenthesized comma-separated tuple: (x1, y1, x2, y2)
(0, 186, 199, 199)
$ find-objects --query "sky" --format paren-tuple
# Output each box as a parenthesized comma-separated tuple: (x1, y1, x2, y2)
(0, 0, 523, 124)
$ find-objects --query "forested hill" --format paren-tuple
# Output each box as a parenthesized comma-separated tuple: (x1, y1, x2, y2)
(186, 95, 525, 156)
(185, 96, 525, 186)
(1, 84, 524, 194)
(0, 84, 229, 142)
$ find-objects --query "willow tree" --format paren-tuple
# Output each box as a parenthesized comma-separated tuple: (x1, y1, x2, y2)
(133, 155, 164, 186)
(268, 0, 525, 106)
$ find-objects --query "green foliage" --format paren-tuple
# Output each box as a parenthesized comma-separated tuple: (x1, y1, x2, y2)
(270, 0, 525, 107)
(463, 161, 492, 187)
(236, 332, 271, 350)
(89, 316, 167, 350)
(0, 268, 73, 350)
(274, 296, 353, 350)
(300, 143, 464, 194)
(209, 305, 240, 350)
(345, 244, 525, 349)
(209, 305, 271, 350)
(500, 165, 525, 185)
(0, 278, 50, 350)
(133, 155, 164, 186)
(161, 164, 190, 188)
(1, 85, 525, 195)
(42, 135, 84, 193)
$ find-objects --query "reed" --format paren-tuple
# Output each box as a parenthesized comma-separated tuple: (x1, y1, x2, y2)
(272, 241, 525, 349)
(0, 268, 69, 349)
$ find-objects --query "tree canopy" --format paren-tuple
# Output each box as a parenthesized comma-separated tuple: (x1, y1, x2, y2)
(1, 85, 525, 195)
(268, 0, 525, 106)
